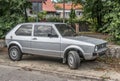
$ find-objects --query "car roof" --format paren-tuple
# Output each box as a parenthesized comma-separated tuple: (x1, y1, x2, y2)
(19, 22, 65, 25)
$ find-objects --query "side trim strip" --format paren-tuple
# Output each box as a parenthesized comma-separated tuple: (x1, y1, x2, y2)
(23, 47, 64, 53)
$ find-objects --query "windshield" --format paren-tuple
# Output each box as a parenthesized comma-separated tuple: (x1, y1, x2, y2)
(55, 24, 77, 37)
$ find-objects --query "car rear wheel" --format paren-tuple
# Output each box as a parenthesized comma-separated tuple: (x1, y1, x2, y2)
(67, 51, 81, 69)
(8, 46, 23, 61)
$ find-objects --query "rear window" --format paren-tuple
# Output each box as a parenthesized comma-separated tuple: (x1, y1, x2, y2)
(15, 24, 32, 36)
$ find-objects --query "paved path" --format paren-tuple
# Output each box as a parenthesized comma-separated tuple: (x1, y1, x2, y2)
(0, 65, 97, 81)
(0, 49, 119, 81)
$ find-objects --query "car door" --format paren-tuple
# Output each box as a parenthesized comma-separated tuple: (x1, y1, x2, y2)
(31, 24, 61, 57)
(14, 24, 33, 53)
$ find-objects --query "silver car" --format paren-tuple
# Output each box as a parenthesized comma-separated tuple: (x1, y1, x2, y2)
(5, 22, 108, 69)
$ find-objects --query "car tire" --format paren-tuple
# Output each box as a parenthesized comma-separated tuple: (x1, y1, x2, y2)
(8, 46, 23, 61)
(67, 51, 80, 69)
(90, 58, 97, 61)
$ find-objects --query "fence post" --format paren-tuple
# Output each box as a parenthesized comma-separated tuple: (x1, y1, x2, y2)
(0, 40, 5, 50)
(75, 23, 79, 33)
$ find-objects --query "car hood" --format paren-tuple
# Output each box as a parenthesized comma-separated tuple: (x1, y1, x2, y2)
(65, 36, 107, 45)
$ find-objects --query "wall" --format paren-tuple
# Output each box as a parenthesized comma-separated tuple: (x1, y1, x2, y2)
(106, 45, 120, 58)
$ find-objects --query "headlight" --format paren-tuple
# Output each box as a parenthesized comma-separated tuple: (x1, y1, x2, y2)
(95, 46, 98, 52)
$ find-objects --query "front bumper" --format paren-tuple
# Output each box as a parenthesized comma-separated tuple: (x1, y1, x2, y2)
(84, 47, 108, 60)
(93, 47, 108, 56)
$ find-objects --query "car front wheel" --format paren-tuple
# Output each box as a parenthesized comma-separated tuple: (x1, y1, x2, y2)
(8, 46, 23, 61)
(67, 51, 81, 69)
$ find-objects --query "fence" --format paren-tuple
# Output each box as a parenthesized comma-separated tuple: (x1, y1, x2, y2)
(78, 22, 90, 32)
(0, 40, 5, 49)
(70, 22, 90, 33)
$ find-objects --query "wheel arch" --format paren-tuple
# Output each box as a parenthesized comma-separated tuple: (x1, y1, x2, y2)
(8, 41, 23, 52)
(63, 45, 84, 63)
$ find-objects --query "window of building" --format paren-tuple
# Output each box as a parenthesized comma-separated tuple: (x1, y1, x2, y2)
(32, 2, 42, 12)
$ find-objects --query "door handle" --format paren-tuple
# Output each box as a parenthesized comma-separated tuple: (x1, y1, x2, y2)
(32, 38, 37, 40)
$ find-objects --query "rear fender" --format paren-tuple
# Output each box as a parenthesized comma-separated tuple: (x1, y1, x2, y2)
(8, 41, 23, 52)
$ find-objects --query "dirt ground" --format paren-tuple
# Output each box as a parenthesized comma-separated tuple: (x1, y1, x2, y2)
(0, 33, 120, 81)
(0, 47, 120, 81)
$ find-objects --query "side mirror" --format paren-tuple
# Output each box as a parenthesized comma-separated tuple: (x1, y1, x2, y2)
(48, 34, 58, 38)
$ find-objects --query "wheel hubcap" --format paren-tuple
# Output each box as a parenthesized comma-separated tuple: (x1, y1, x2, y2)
(68, 55, 74, 66)
(10, 49, 18, 59)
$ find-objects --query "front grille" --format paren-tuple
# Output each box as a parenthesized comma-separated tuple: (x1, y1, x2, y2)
(97, 43, 106, 50)
(93, 53, 97, 56)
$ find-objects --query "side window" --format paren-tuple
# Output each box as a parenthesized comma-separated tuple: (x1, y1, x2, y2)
(34, 25, 57, 37)
(15, 24, 32, 36)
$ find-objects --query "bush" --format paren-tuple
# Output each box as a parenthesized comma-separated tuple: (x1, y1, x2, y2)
(102, 1, 120, 44)
(0, 16, 24, 39)
(28, 17, 36, 22)
(0, 0, 31, 39)
(46, 17, 68, 23)
(38, 11, 47, 21)
(69, 8, 77, 23)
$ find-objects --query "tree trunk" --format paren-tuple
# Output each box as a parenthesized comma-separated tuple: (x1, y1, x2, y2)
(24, 5, 28, 22)
(75, 23, 79, 33)
(63, 0, 65, 23)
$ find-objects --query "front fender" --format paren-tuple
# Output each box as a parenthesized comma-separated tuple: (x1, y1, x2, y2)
(62, 45, 84, 57)
(62, 45, 85, 63)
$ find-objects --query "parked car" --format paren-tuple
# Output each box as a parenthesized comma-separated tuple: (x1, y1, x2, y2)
(5, 22, 108, 69)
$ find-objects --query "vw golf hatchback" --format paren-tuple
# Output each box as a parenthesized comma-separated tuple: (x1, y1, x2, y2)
(5, 22, 108, 69)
